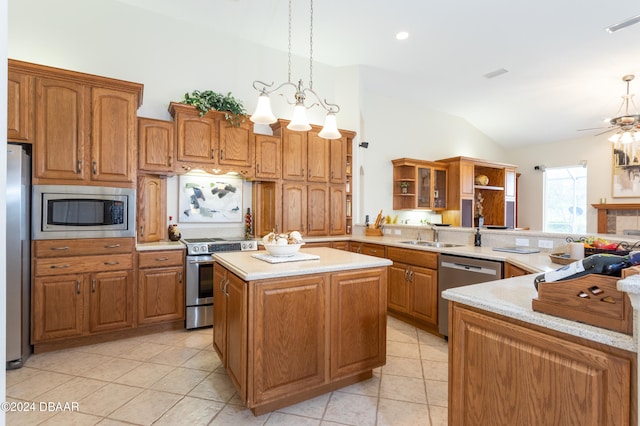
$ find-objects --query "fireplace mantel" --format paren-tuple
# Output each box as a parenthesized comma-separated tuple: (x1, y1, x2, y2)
(592, 203, 640, 234)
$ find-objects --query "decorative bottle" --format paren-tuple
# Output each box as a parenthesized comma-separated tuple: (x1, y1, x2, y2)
(245, 208, 252, 240)
(168, 216, 181, 241)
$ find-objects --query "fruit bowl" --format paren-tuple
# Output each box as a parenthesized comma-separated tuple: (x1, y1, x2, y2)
(262, 242, 304, 257)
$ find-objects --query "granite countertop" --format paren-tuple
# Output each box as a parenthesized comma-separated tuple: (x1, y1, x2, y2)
(442, 275, 637, 353)
(214, 247, 392, 281)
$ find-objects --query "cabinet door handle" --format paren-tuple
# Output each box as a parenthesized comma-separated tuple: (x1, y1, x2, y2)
(91, 279, 96, 293)
(301, 168, 304, 177)
(50, 264, 70, 269)
(92, 160, 97, 175)
(211, 149, 215, 159)
(76, 280, 81, 294)
(76, 160, 82, 173)
(257, 164, 260, 174)
(409, 270, 414, 283)
(308, 169, 312, 179)
(168, 155, 172, 166)
(220, 149, 224, 160)
(50, 246, 70, 251)
(104, 244, 121, 249)
(155, 257, 169, 261)
(331, 170, 334, 179)
(223, 278, 230, 297)
(178, 271, 183, 284)
(404, 269, 409, 282)
(103, 261, 120, 266)
(140, 226, 144, 237)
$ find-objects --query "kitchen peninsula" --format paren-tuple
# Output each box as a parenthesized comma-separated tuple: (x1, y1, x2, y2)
(212, 247, 391, 415)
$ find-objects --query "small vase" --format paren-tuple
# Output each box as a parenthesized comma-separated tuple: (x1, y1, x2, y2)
(401, 187, 408, 194)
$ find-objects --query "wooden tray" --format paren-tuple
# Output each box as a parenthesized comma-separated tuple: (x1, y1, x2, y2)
(532, 274, 633, 335)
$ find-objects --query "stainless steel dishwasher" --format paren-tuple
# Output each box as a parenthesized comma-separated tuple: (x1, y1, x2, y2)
(438, 254, 503, 337)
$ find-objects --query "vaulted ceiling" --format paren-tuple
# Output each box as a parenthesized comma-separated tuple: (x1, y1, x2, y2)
(115, 0, 640, 147)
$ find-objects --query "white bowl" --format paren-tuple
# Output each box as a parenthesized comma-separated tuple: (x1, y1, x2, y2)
(262, 243, 304, 257)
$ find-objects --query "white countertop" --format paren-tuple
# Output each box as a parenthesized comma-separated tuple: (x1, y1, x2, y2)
(442, 274, 637, 353)
(214, 247, 392, 281)
(136, 241, 185, 251)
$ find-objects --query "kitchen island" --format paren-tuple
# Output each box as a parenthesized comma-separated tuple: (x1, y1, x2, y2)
(212, 247, 391, 415)
(443, 275, 637, 425)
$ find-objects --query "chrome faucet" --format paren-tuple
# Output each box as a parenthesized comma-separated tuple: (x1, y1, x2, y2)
(431, 224, 439, 242)
(417, 231, 422, 241)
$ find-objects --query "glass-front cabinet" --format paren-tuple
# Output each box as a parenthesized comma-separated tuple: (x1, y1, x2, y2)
(393, 158, 447, 211)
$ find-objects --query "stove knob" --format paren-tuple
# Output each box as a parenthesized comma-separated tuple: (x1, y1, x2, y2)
(193, 246, 199, 253)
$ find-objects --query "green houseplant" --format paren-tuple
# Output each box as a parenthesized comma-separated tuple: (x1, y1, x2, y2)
(181, 90, 248, 127)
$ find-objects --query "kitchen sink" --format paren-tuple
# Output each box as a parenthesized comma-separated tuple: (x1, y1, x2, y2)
(400, 241, 463, 248)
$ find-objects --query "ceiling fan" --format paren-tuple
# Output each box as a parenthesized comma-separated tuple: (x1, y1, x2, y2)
(579, 74, 640, 143)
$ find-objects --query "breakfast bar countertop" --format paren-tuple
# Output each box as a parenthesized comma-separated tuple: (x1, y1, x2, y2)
(213, 247, 392, 281)
(442, 274, 637, 353)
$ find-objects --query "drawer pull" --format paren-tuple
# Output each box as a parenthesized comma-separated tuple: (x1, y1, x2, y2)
(155, 257, 169, 261)
(76, 280, 81, 294)
(103, 261, 120, 266)
(76, 160, 82, 174)
(104, 244, 121, 249)
(91, 279, 96, 293)
(50, 246, 70, 251)
(50, 264, 70, 269)
(178, 271, 183, 283)
(92, 160, 97, 175)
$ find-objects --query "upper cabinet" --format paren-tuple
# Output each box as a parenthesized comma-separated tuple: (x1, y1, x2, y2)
(254, 135, 281, 180)
(439, 156, 518, 227)
(392, 158, 448, 211)
(138, 117, 175, 175)
(9, 59, 143, 187)
(7, 69, 33, 143)
(169, 102, 254, 178)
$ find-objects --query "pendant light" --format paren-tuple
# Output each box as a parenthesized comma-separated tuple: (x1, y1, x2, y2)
(250, 0, 341, 139)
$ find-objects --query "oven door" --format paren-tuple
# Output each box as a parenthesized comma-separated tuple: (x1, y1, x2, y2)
(185, 254, 214, 306)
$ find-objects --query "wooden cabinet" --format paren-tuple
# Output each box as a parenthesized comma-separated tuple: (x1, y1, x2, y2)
(307, 184, 330, 236)
(252, 181, 280, 237)
(169, 102, 253, 177)
(350, 242, 386, 258)
(329, 137, 347, 184)
(504, 262, 530, 278)
(137, 175, 167, 243)
(440, 156, 519, 228)
(307, 131, 330, 182)
(34, 77, 88, 182)
(214, 261, 387, 415)
(279, 125, 308, 181)
(281, 182, 307, 234)
(330, 269, 387, 379)
(213, 266, 247, 398)
(329, 185, 346, 235)
(32, 238, 135, 346)
(138, 117, 175, 174)
(449, 303, 636, 425)
(252, 274, 326, 404)
(254, 134, 281, 180)
(7, 68, 33, 142)
(386, 247, 438, 330)
(17, 59, 143, 186)
(392, 158, 447, 211)
(137, 250, 185, 325)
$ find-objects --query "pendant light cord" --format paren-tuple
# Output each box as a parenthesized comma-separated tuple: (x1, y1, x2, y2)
(287, 0, 292, 83)
(309, 0, 314, 89)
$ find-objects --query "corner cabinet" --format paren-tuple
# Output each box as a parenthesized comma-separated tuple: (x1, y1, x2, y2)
(439, 156, 518, 227)
(449, 303, 636, 425)
(392, 158, 447, 211)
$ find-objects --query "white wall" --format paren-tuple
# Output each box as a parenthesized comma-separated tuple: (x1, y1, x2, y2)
(507, 133, 637, 233)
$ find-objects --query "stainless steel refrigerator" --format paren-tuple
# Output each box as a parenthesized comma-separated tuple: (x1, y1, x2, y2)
(6, 143, 31, 369)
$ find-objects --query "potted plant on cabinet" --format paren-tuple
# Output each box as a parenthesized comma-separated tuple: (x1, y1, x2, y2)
(400, 182, 409, 194)
(181, 90, 248, 127)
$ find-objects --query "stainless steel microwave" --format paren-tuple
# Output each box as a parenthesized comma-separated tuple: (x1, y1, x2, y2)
(32, 185, 136, 240)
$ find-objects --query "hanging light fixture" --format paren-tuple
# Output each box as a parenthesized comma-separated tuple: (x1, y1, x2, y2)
(250, 0, 341, 139)
(606, 75, 640, 144)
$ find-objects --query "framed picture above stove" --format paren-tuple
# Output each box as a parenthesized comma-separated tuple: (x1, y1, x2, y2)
(178, 174, 243, 223)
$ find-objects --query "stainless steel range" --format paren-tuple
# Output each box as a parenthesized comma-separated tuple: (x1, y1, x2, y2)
(183, 237, 258, 329)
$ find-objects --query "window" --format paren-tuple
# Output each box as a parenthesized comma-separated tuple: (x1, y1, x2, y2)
(543, 166, 587, 233)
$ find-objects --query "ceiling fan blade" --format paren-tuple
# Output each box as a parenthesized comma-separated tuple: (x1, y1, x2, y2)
(594, 128, 617, 136)
(577, 126, 610, 131)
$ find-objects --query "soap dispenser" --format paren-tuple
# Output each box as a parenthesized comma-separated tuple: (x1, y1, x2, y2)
(474, 228, 482, 247)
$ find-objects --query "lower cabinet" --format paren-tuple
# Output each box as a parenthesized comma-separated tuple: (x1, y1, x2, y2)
(213, 264, 387, 415)
(450, 303, 636, 425)
(137, 249, 185, 325)
(386, 247, 438, 330)
(349, 242, 386, 258)
(32, 238, 135, 345)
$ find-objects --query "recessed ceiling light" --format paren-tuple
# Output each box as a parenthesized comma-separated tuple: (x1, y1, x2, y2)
(606, 14, 640, 33)
(395, 31, 409, 41)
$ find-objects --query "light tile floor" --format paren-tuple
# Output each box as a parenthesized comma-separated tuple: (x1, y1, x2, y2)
(5, 316, 448, 425)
